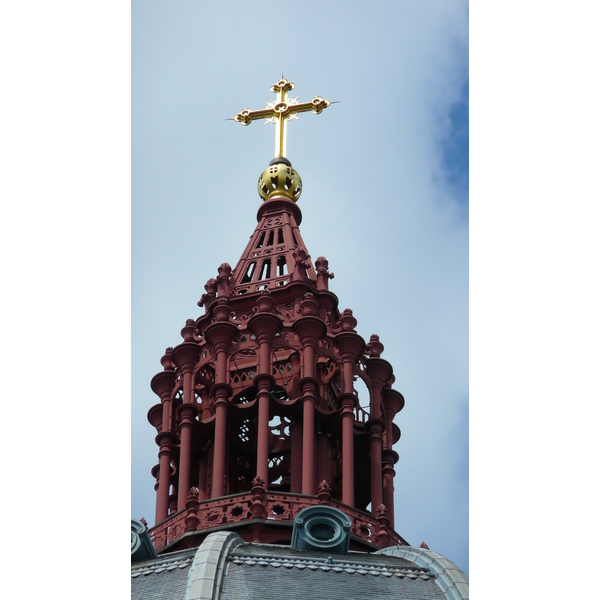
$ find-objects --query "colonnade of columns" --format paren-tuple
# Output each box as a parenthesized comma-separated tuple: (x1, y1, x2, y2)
(150, 297, 401, 532)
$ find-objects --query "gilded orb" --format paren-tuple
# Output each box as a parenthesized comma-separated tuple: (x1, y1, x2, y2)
(258, 161, 302, 202)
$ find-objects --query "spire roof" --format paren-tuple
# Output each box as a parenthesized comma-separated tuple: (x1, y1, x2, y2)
(229, 198, 315, 295)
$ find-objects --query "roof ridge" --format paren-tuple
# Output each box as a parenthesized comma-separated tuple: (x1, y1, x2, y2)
(228, 554, 433, 579)
(231, 552, 428, 568)
(131, 547, 197, 575)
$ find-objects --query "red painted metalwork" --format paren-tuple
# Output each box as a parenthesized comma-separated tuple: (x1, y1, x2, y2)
(147, 193, 406, 552)
(148, 491, 409, 553)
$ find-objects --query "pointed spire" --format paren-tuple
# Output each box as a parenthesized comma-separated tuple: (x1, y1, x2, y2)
(229, 200, 317, 294)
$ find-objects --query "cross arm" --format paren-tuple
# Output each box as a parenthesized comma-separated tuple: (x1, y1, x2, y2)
(233, 107, 275, 126)
(288, 96, 331, 116)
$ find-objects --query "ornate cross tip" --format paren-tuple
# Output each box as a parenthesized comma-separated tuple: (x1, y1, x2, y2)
(232, 77, 332, 158)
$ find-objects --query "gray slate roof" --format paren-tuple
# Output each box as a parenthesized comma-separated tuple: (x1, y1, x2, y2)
(131, 547, 196, 600)
(131, 532, 468, 600)
(222, 543, 444, 600)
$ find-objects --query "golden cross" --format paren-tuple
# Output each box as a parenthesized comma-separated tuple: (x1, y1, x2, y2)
(233, 78, 331, 158)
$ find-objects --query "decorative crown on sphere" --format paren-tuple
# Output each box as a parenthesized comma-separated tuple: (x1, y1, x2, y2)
(232, 77, 332, 202)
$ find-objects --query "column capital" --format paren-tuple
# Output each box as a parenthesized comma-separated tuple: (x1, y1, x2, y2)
(213, 293, 232, 317)
(338, 391, 357, 411)
(293, 315, 326, 345)
(253, 372, 275, 390)
(157, 446, 174, 462)
(382, 448, 399, 465)
(367, 418, 385, 436)
(151, 370, 177, 399)
(247, 312, 283, 340)
(155, 431, 178, 449)
(299, 376, 318, 392)
(204, 320, 239, 349)
(212, 382, 232, 402)
(383, 388, 405, 417)
(366, 357, 393, 386)
(147, 404, 163, 430)
(171, 342, 201, 373)
(334, 330, 365, 359)
(176, 402, 198, 425)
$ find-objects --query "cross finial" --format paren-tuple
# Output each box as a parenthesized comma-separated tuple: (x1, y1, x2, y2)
(233, 78, 331, 159)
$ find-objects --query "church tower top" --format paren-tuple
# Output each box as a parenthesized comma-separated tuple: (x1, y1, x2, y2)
(146, 78, 405, 555)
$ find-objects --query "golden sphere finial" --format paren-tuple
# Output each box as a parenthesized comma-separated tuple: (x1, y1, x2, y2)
(257, 158, 302, 203)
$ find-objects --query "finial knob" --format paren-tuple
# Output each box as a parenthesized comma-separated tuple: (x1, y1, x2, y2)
(258, 158, 302, 202)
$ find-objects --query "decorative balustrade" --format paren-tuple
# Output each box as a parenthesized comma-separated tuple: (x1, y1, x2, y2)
(354, 403, 369, 423)
(148, 491, 406, 551)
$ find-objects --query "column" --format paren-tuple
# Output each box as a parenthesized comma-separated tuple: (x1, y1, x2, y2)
(204, 299, 238, 499)
(255, 373, 273, 484)
(150, 367, 176, 524)
(179, 321, 203, 507)
(366, 357, 392, 514)
(155, 433, 175, 523)
(368, 373, 384, 513)
(301, 374, 317, 495)
(381, 461, 396, 530)
(334, 313, 365, 508)
(382, 388, 404, 530)
(339, 394, 356, 505)
(381, 403, 395, 525)
(366, 335, 393, 514)
(211, 380, 229, 498)
(248, 293, 282, 488)
(177, 371, 195, 511)
(293, 294, 326, 496)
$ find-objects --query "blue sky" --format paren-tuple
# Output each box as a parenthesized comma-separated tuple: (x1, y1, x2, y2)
(132, 0, 469, 572)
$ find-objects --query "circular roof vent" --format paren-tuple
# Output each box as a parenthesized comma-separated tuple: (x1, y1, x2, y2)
(291, 506, 352, 554)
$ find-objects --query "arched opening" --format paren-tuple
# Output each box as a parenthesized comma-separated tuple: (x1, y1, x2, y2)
(241, 262, 256, 283)
(258, 259, 271, 280)
(276, 255, 288, 276)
